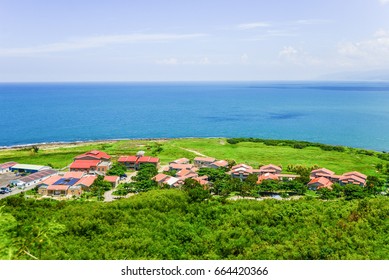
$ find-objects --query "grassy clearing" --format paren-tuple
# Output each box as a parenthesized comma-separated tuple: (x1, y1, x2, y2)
(0, 138, 385, 176)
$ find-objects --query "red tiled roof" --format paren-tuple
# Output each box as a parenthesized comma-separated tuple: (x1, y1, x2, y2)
(259, 164, 282, 171)
(63, 171, 85, 179)
(176, 169, 197, 178)
(193, 177, 209, 186)
(104, 176, 119, 183)
(308, 177, 333, 188)
(0, 161, 18, 169)
(169, 163, 193, 170)
(75, 150, 110, 160)
(137, 156, 159, 163)
(152, 173, 169, 182)
(70, 160, 100, 169)
(19, 169, 57, 183)
(339, 175, 366, 185)
(211, 160, 229, 167)
(118, 156, 138, 162)
(47, 185, 69, 191)
(341, 171, 367, 180)
(118, 155, 159, 164)
(194, 157, 216, 163)
(77, 176, 97, 187)
(257, 173, 279, 184)
(40, 175, 62, 186)
(170, 158, 190, 164)
(311, 168, 335, 176)
(231, 163, 252, 170)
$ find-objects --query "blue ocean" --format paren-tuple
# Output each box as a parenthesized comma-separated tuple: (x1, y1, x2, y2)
(1, 82, 389, 151)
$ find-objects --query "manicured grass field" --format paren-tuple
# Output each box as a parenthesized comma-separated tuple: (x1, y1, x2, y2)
(0, 138, 385, 176)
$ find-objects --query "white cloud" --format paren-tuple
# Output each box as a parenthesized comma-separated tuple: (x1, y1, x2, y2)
(379, 0, 389, 4)
(156, 58, 179, 65)
(156, 56, 213, 66)
(337, 29, 389, 66)
(0, 33, 207, 56)
(236, 22, 270, 30)
(240, 53, 249, 63)
(199, 57, 210, 65)
(279, 46, 322, 66)
(295, 19, 333, 25)
(279, 46, 299, 60)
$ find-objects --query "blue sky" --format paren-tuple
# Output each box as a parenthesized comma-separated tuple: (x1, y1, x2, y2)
(1, 0, 389, 81)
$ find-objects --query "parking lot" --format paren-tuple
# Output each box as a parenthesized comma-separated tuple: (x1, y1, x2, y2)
(0, 172, 17, 187)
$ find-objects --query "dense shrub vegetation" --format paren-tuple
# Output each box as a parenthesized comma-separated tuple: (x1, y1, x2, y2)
(1, 191, 388, 260)
(227, 138, 347, 152)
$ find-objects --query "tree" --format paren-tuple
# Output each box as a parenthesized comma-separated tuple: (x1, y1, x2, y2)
(181, 178, 210, 203)
(317, 188, 336, 200)
(344, 184, 368, 200)
(107, 162, 127, 176)
(90, 175, 112, 200)
(134, 163, 158, 182)
(241, 174, 258, 196)
(366, 176, 384, 194)
(198, 168, 229, 182)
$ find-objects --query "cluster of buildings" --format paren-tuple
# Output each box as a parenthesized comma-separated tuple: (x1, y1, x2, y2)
(118, 154, 159, 170)
(227, 163, 300, 182)
(0, 150, 121, 198)
(308, 168, 367, 190)
(0, 150, 163, 198)
(150, 157, 368, 192)
(37, 171, 119, 197)
(152, 157, 219, 188)
(69, 150, 112, 174)
(0, 149, 370, 199)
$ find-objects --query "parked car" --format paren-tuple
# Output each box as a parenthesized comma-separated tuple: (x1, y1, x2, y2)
(1, 187, 11, 193)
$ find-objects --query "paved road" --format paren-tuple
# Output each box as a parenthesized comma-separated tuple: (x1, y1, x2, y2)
(0, 184, 38, 200)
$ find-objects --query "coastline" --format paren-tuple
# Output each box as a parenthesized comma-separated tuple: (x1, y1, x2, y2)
(0, 137, 216, 151)
(0, 136, 384, 153)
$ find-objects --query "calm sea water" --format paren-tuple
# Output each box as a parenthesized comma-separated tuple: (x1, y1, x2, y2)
(0, 82, 389, 151)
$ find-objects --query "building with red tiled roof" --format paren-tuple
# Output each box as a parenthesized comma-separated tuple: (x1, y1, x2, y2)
(168, 163, 194, 171)
(0, 161, 18, 173)
(229, 164, 254, 180)
(70, 150, 112, 174)
(257, 173, 279, 184)
(62, 171, 85, 179)
(118, 155, 160, 170)
(37, 173, 97, 197)
(339, 171, 367, 186)
(104, 176, 119, 188)
(193, 176, 209, 188)
(308, 177, 333, 190)
(152, 174, 181, 187)
(259, 164, 282, 175)
(210, 160, 229, 169)
(75, 150, 111, 161)
(169, 158, 190, 165)
(310, 168, 341, 182)
(193, 157, 216, 168)
(176, 168, 198, 180)
(70, 160, 100, 172)
(76, 175, 97, 188)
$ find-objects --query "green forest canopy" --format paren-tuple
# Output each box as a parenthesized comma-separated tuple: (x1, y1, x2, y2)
(1, 190, 388, 260)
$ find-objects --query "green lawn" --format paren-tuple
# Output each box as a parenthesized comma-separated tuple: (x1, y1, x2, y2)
(0, 138, 386, 176)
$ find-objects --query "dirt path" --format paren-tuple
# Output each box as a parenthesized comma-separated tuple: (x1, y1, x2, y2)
(179, 147, 209, 157)
(104, 171, 137, 202)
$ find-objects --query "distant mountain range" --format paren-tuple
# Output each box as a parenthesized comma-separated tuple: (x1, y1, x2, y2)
(320, 69, 389, 81)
